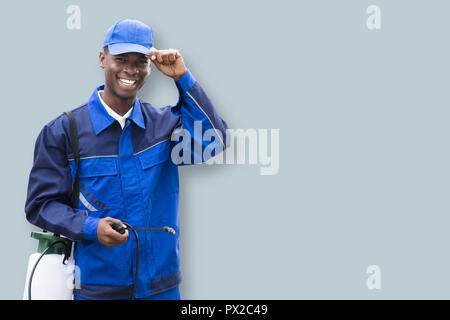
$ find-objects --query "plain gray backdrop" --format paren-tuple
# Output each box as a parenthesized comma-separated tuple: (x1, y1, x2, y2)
(1, 0, 450, 299)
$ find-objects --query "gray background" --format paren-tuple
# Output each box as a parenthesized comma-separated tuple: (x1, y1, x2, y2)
(1, 0, 449, 299)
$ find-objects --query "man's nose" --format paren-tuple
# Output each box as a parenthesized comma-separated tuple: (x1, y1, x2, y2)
(123, 63, 138, 74)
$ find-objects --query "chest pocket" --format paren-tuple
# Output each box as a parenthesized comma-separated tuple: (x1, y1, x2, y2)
(77, 157, 121, 210)
(79, 157, 118, 177)
(138, 140, 171, 170)
(137, 140, 177, 197)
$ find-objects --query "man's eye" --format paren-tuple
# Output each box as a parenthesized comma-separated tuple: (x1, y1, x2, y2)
(116, 57, 125, 62)
(137, 61, 148, 67)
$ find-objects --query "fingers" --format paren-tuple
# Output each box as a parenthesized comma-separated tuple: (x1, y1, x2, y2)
(149, 47, 157, 60)
(98, 217, 129, 248)
(148, 47, 159, 63)
(107, 218, 129, 241)
(148, 48, 180, 65)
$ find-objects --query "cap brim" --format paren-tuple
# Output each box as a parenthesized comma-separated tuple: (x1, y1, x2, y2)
(108, 43, 150, 55)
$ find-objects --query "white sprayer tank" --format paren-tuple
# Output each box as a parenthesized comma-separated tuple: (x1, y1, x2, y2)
(23, 232, 75, 300)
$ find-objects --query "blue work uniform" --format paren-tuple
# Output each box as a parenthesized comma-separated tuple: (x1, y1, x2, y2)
(25, 70, 228, 299)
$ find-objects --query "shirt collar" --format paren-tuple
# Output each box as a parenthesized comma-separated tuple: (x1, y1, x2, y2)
(88, 85, 146, 135)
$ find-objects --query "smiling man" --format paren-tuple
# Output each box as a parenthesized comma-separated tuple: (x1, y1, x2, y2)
(25, 19, 228, 300)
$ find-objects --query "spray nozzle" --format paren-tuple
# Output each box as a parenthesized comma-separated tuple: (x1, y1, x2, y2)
(109, 222, 176, 235)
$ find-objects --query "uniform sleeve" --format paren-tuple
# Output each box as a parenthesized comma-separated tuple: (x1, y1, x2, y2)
(170, 69, 229, 165)
(25, 121, 100, 241)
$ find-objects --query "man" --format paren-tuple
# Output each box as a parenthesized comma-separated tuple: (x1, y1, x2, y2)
(25, 19, 228, 300)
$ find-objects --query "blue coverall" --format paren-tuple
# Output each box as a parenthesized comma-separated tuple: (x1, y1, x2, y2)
(25, 70, 228, 299)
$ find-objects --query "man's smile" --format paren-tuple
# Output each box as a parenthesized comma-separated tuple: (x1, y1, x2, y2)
(117, 76, 138, 88)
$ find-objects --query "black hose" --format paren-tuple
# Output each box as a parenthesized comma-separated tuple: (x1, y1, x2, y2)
(117, 223, 175, 300)
(123, 222, 139, 300)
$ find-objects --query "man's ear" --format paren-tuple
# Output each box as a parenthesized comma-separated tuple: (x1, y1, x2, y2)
(99, 51, 105, 69)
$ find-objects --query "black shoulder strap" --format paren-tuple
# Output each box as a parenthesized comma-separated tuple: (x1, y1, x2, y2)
(65, 111, 80, 209)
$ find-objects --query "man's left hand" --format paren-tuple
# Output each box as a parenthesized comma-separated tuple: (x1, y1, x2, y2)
(148, 48, 187, 81)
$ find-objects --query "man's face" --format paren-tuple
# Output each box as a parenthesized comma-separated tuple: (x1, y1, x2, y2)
(99, 47, 150, 99)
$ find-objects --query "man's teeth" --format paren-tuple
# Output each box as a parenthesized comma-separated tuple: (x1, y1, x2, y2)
(119, 78, 136, 86)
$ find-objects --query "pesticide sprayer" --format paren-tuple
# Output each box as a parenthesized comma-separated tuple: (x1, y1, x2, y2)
(23, 223, 175, 300)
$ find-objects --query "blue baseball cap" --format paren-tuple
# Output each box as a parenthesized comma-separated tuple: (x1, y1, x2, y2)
(103, 19, 153, 55)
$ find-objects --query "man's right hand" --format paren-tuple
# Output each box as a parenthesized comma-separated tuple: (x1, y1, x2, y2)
(97, 217, 129, 248)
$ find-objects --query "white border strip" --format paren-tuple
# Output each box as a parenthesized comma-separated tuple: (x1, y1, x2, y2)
(79, 192, 98, 212)
(68, 155, 118, 161)
(134, 138, 170, 156)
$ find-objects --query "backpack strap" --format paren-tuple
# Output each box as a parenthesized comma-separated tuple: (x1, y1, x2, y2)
(65, 111, 80, 209)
